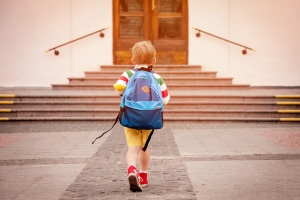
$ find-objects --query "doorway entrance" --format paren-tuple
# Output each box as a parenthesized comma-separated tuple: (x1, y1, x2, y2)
(113, 0, 188, 64)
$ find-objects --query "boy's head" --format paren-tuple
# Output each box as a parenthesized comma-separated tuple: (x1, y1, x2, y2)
(131, 41, 156, 65)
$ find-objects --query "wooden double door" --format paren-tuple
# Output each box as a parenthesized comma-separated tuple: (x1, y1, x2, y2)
(113, 0, 188, 64)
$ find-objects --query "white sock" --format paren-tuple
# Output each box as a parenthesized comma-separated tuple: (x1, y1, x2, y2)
(139, 170, 148, 173)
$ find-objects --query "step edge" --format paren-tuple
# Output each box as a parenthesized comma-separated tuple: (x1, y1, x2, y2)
(51, 84, 250, 87)
(5, 109, 300, 113)
(4, 94, 299, 98)
(4, 117, 300, 122)
(68, 77, 234, 80)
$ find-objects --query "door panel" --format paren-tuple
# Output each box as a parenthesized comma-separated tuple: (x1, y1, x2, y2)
(113, 0, 188, 64)
(153, 40, 186, 51)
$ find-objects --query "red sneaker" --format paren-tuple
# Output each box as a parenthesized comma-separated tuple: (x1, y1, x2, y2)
(138, 172, 148, 188)
(127, 165, 142, 192)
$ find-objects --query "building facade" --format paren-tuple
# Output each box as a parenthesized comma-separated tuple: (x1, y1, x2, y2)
(0, 0, 299, 87)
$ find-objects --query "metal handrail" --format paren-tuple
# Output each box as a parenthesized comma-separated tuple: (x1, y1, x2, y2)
(192, 27, 255, 55)
(45, 27, 109, 56)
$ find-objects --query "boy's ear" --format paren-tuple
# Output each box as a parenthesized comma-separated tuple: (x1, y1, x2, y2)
(152, 58, 156, 65)
(131, 58, 136, 64)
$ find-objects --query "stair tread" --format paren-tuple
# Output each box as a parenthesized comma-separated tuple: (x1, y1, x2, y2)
(52, 84, 250, 86)
(68, 77, 233, 80)
(5, 109, 300, 112)
(3, 101, 291, 104)
(0, 116, 283, 119)
(4, 117, 300, 122)
(85, 71, 216, 73)
(2, 94, 300, 98)
(1, 87, 299, 95)
(100, 64, 202, 67)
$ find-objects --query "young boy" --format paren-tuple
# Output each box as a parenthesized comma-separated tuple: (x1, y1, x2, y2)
(113, 41, 170, 192)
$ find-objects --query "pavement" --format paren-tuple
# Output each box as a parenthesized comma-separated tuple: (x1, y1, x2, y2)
(0, 121, 300, 200)
(0, 87, 300, 199)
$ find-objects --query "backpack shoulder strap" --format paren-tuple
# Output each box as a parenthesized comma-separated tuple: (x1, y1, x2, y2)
(92, 114, 119, 144)
(142, 129, 154, 151)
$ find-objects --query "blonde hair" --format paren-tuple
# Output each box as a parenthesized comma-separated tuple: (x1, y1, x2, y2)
(131, 41, 156, 65)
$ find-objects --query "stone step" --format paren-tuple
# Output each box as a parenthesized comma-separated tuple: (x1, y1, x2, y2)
(84, 71, 217, 78)
(1, 101, 299, 110)
(1, 116, 299, 122)
(1, 95, 299, 103)
(0, 95, 120, 102)
(171, 95, 300, 103)
(99, 65, 202, 72)
(1, 109, 300, 118)
(51, 84, 250, 90)
(68, 77, 233, 85)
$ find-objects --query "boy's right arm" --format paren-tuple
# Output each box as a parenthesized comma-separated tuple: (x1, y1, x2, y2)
(113, 71, 129, 96)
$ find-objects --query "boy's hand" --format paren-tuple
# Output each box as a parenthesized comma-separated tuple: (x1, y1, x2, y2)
(113, 84, 126, 97)
(113, 84, 126, 91)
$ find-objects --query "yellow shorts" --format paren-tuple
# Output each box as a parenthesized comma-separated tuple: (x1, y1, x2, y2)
(124, 127, 152, 148)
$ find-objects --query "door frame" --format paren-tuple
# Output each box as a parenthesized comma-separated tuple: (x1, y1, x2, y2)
(113, 0, 188, 64)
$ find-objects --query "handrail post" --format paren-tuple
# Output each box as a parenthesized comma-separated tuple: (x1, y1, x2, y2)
(192, 27, 255, 55)
(45, 27, 109, 56)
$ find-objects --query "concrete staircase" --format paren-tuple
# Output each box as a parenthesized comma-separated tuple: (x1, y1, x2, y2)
(52, 65, 250, 90)
(1, 65, 300, 122)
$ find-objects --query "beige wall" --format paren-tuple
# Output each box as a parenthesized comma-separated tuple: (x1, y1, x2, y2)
(0, 0, 299, 86)
(189, 0, 300, 86)
(0, 0, 112, 87)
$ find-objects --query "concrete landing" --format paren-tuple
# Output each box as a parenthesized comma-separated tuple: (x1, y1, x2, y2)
(0, 121, 299, 199)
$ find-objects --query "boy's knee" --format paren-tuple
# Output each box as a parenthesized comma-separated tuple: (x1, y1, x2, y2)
(129, 145, 140, 152)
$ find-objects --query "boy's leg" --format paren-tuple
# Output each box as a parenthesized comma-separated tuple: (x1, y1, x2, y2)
(139, 147, 150, 187)
(138, 130, 152, 188)
(139, 147, 150, 171)
(125, 127, 142, 167)
(126, 146, 140, 167)
(140, 129, 152, 170)
(124, 128, 143, 192)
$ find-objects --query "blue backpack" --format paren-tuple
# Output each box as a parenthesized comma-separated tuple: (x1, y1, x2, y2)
(92, 66, 164, 151)
(119, 67, 163, 129)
